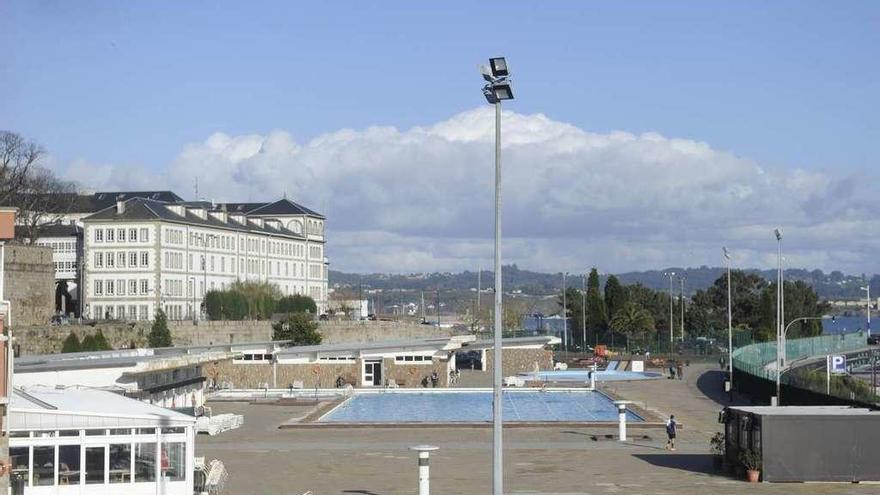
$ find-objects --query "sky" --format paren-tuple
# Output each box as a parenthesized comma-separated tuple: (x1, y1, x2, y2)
(2, 1, 880, 275)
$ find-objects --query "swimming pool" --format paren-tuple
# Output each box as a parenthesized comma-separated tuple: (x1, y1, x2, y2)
(518, 369, 662, 382)
(319, 390, 643, 423)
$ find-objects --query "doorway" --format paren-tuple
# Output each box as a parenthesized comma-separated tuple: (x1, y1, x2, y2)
(363, 360, 382, 387)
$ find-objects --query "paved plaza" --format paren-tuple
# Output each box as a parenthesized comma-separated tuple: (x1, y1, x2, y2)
(197, 364, 880, 494)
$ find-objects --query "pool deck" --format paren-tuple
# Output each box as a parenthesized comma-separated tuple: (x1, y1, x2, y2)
(196, 362, 879, 494)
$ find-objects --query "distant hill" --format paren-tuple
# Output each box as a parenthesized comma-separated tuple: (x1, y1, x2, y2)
(330, 265, 877, 300)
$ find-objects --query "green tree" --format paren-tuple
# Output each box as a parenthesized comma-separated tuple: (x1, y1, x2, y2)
(221, 290, 249, 320)
(272, 313, 322, 345)
(204, 290, 224, 320)
(276, 294, 318, 315)
(230, 281, 280, 319)
(61, 332, 81, 353)
(557, 286, 585, 345)
(609, 302, 655, 349)
(92, 330, 112, 350)
(604, 275, 628, 323)
(80, 334, 97, 351)
(585, 268, 607, 344)
(148, 309, 173, 348)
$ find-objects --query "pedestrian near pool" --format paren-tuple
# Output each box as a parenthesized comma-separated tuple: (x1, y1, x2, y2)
(665, 415, 677, 451)
(676, 362, 684, 380)
(430, 371, 439, 388)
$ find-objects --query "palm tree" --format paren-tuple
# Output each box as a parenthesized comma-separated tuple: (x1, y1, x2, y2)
(609, 302, 655, 349)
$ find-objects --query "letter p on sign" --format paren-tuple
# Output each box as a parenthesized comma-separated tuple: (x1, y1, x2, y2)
(831, 355, 847, 374)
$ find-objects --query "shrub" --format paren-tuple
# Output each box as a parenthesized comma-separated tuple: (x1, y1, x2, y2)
(277, 294, 317, 315)
(61, 332, 81, 353)
(272, 313, 322, 346)
(148, 309, 173, 348)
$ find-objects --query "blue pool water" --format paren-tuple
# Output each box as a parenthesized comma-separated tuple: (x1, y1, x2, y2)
(518, 369, 662, 382)
(319, 391, 643, 423)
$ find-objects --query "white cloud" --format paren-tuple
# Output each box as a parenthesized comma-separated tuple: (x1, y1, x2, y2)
(52, 108, 879, 275)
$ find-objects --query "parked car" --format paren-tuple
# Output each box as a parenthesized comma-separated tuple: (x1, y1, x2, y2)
(868, 335, 880, 345)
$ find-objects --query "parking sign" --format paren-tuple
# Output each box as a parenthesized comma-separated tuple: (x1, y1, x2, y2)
(830, 355, 847, 374)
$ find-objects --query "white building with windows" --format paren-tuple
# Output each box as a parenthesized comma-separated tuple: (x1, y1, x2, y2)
(82, 196, 328, 321)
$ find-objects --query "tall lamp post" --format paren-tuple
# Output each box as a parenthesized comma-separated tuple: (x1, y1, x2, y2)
(562, 272, 567, 352)
(774, 228, 784, 405)
(582, 272, 587, 353)
(861, 284, 871, 336)
(679, 275, 686, 341)
(664, 271, 675, 353)
(480, 56, 513, 495)
(777, 316, 824, 404)
(723, 247, 733, 392)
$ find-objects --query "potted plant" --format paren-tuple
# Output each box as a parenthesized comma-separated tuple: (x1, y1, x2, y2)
(739, 448, 761, 482)
(708, 432, 725, 470)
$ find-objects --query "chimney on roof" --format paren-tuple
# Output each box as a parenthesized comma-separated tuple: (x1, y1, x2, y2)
(116, 200, 125, 215)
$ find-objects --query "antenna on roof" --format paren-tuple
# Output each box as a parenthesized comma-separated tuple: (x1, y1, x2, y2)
(194, 176, 199, 201)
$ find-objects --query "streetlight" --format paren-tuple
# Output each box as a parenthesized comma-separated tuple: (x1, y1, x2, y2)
(777, 316, 824, 404)
(562, 272, 567, 352)
(861, 285, 871, 336)
(723, 247, 733, 393)
(582, 272, 587, 353)
(480, 56, 513, 495)
(774, 228, 784, 405)
(664, 271, 676, 353)
(679, 274, 686, 342)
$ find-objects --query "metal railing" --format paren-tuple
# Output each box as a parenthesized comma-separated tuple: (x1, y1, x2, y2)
(732, 330, 871, 402)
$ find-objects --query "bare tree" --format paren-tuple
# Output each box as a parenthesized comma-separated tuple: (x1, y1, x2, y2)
(14, 167, 78, 242)
(1, 130, 46, 205)
(1, 131, 79, 242)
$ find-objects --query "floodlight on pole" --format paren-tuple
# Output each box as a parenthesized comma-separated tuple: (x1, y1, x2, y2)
(862, 285, 871, 336)
(723, 247, 733, 394)
(480, 55, 513, 495)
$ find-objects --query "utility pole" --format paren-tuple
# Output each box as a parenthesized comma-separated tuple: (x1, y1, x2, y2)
(582, 273, 587, 353)
(679, 275, 685, 341)
(723, 247, 733, 393)
(562, 272, 567, 352)
(665, 271, 675, 353)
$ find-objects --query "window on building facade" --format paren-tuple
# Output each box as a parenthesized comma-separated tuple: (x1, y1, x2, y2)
(106, 280, 115, 296)
(118, 251, 126, 267)
(95, 228, 104, 242)
(129, 228, 138, 241)
(129, 280, 137, 294)
(140, 252, 149, 267)
(106, 229, 115, 242)
(140, 228, 149, 242)
(139, 305, 148, 320)
(140, 279, 149, 294)
(129, 252, 137, 266)
(117, 279, 126, 296)
(117, 228, 125, 242)
(95, 252, 104, 267)
(94, 280, 104, 295)
(106, 254, 115, 268)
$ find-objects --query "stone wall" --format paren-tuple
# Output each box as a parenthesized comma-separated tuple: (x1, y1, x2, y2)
(484, 348, 554, 376)
(13, 319, 463, 355)
(317, 321, 460, 344)
(2, 243, 54, 327)
(207, 357, 448, 389)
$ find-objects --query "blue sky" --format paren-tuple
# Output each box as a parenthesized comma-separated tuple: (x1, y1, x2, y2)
(2, 1, 880, 273)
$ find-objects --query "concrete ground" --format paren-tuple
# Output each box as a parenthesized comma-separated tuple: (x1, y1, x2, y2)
(197, 363, 879, 494)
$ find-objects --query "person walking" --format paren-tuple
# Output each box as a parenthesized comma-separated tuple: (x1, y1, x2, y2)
(665, 415, 677, 451)
(676, 361, 684, 380)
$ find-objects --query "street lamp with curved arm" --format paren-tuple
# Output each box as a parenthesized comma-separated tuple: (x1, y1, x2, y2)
(776, 316, 825, 405)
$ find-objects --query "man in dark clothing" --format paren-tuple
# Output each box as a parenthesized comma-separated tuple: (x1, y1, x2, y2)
(430, 371, 439, 388)
(665, 415, 677, 451)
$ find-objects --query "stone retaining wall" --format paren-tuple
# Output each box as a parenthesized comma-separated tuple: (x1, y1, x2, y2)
(3, 243, 54, 327)
(484, 348, 554, 376)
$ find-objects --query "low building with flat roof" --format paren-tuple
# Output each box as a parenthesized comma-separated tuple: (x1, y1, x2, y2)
(8, 386, 196, 494)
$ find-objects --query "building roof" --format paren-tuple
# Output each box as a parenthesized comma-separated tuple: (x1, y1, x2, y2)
(466, 335, 561, 350)
(728, 406, 880, 416)
(15, 222, 83, 238)
(10, 386, 195, 429)
(276, 335, 475, 357)
(83, 197, 308, 240)
(15, 346, 235, 374)
(246, 198, 324, 218)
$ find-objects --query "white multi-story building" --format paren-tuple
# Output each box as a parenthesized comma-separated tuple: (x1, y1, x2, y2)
(82, 196, 328, 321)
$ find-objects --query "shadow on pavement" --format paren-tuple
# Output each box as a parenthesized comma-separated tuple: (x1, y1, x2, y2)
(632, 453, 720, 476)
(696, 369, 753, 407)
